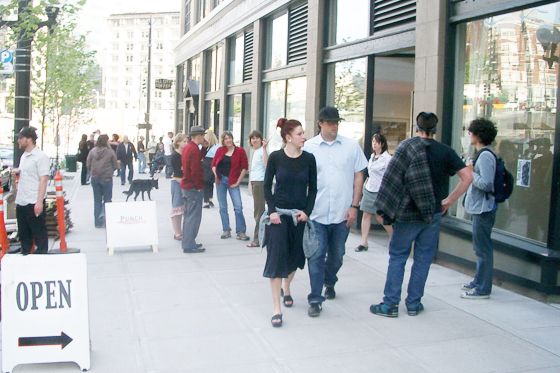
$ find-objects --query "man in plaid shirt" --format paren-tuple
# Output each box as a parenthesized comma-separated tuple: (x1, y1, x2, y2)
(370, 112, 472, 317)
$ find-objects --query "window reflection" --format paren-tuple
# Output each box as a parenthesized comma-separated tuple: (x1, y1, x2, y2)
(329, 0, 370, 45)
(452, 4, 559, 244)
(326, 58, 367, 145)
(266, 13, 288, 69)
(227, 94, 242, 145)
(229, 34, 244, 85)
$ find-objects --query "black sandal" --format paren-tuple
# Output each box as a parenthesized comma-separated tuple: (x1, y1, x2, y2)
(283, 295, 294, 308)
(271, 314, 283, 327)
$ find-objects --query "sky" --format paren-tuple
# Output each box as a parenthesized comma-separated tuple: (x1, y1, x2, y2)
(77, 0, 180, 60)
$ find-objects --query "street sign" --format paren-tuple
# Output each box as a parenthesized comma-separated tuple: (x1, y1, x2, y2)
(0, 49, 14, 75)
(105, 201, 159, 255)
(138, 123, 152, 130)
(155, 78, 173, 90)
(1, 254, 91, 373)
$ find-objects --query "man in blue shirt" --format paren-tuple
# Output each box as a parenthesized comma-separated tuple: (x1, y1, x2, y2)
(303, 106, 368, 317)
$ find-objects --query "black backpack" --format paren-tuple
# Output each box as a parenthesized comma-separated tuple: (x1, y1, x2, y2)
(477, 148, 514, 203)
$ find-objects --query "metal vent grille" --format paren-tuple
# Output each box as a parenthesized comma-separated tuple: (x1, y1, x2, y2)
(372, 0, 416, 34)
(243, 30, 254, 82)
(288, 3, 308, 64)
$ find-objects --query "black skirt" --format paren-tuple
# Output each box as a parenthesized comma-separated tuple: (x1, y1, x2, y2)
(263, 215, 306, 278)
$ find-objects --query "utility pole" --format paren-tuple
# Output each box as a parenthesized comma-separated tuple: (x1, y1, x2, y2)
(13, 0, 32, 167)
(145, 16, 153, 141)
(0, 2, 59, 166)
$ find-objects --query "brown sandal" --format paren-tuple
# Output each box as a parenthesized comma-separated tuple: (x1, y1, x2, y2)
(174, 234, 182, 241)
(246, 241, 259, 248)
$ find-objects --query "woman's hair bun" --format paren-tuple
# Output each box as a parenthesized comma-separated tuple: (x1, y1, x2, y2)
(276, 118, 287, 129)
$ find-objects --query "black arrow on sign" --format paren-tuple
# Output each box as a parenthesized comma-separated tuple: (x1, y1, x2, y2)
(18, 332, 73, 349)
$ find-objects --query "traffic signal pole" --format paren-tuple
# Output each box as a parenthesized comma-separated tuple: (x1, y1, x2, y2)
(145, 16, 152, 141)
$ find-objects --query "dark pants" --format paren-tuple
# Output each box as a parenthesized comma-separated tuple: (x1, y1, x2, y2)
(181, 189, 203, 251)
(471, 210, 497, 295)
(91, 177, 113, 227)
(120, 159, 134, 184)
(16, 202, 48, 254)
(203, 181, 214, 203)
(165, 155, 173, 178)
(80, 161, 88, 185)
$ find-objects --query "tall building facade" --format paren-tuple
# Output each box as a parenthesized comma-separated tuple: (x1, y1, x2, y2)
(174, 0, 560, 294)
(103, 12, 180, 139)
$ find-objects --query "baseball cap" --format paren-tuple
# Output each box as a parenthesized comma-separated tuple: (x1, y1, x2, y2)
(18, 126, 38, 141)
(318, 106, 344, 122)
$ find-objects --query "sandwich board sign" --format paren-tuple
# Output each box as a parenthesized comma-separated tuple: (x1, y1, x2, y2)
(1, 253, 90, 372)
(105, 201, 158, 255)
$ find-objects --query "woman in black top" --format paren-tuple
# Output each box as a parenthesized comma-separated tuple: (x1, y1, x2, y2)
(263, 118, 317, 327)
(170, 134, 187, 240)
(78, 134, 93, 185)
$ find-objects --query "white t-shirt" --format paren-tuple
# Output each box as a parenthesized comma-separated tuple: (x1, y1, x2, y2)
(249, 147, 266, 182)
(15, 147, 50, 205)
(365, 151, 392, 193)
(163, 136, 173, 156)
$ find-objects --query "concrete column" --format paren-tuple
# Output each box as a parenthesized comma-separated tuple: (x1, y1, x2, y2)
(198, 52, 207, 128)
(250, 19, 264, 134)
(413, 0, 448, 138)
(304, 0, 326, 136)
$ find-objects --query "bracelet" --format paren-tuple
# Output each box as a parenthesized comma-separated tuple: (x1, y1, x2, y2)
(351, 204, 359, 209)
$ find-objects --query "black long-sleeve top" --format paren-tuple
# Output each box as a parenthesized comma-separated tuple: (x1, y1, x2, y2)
(264, 149, 317, 217)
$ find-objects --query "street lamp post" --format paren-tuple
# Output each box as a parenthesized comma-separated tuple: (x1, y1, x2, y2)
(0, 1, 58, 167)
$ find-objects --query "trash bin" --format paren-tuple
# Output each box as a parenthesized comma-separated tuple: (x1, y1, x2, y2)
(65, 154, 78, 172)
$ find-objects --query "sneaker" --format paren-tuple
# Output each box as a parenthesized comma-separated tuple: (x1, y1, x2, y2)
(220, 230, 231, 239)
(324, 286, 336, 300)
(183, 247, 206, 253)
(236, 232, 250, 241)
(461, 289, 490, 299)
(355, 244, 368, 252)
(203, 204, 210, 208)
(369, 302, 399, 318)
(308, 303, 322, 317)
(406, 303, 424, 316)
(461, 282, 476, 291)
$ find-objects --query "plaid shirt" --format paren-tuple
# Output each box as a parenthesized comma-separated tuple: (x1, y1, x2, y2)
(374, 137, 435, 224)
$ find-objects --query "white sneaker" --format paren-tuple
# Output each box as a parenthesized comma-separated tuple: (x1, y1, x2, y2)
(461, 289, 490, 299)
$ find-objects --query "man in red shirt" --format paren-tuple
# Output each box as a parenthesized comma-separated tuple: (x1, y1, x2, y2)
(181, 126, 206, 253)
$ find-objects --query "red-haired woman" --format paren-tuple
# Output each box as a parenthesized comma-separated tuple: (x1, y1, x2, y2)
(263, 118, 317, 327)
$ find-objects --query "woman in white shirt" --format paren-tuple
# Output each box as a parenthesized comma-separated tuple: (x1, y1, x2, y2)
(356, 133, 393, 251)
(247, 130, 268, 247)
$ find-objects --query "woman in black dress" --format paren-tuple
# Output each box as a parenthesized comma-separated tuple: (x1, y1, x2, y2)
(263, 118, 317, 327)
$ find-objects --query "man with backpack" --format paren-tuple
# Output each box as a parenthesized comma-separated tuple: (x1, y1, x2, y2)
(462, 118, 502, 299)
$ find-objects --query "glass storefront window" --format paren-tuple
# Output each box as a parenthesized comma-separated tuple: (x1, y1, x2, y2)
(372, 57, 414, 152)
(451, 4, 559, 244)
(206, 44, 223, 92)
(204, 99, 220, 131)
(229, 34, 244, 85)
(328, 0, 370, 45)
(266, 13, 288, 69)
(227, 94, 242, 145)
(326, 58, 367, 145)
(263, 77, 306, 152)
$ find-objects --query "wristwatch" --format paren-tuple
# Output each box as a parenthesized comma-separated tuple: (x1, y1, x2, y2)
(351, 204, 359, 209)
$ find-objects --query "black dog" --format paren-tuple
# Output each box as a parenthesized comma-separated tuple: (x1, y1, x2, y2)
(123, 178, 159, 201)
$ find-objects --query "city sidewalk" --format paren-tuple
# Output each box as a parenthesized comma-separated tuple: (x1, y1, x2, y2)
(2, 171, 560, 373)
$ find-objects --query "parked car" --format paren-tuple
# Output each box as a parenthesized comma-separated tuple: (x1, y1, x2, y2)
(0, 147, 14, 169)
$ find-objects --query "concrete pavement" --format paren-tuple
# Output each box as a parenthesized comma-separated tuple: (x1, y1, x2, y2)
(2, 172, 560, 373)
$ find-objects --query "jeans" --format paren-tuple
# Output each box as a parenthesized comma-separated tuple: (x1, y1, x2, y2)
(307, 221, 350, 304)
(165, 155, 173, 178)
(471, 210, 496, 295)
(91, 177, 113, 227)
(80, 161, 88, 185)
(251, 181, 265, 242)
(120, 159, 134, 184)
(16, 202, 48, 254)
(181, 189, 203, 251)
(216, 176, 246, 233)
(138, 152, 146, 173)
(383, 213, 442, 309)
